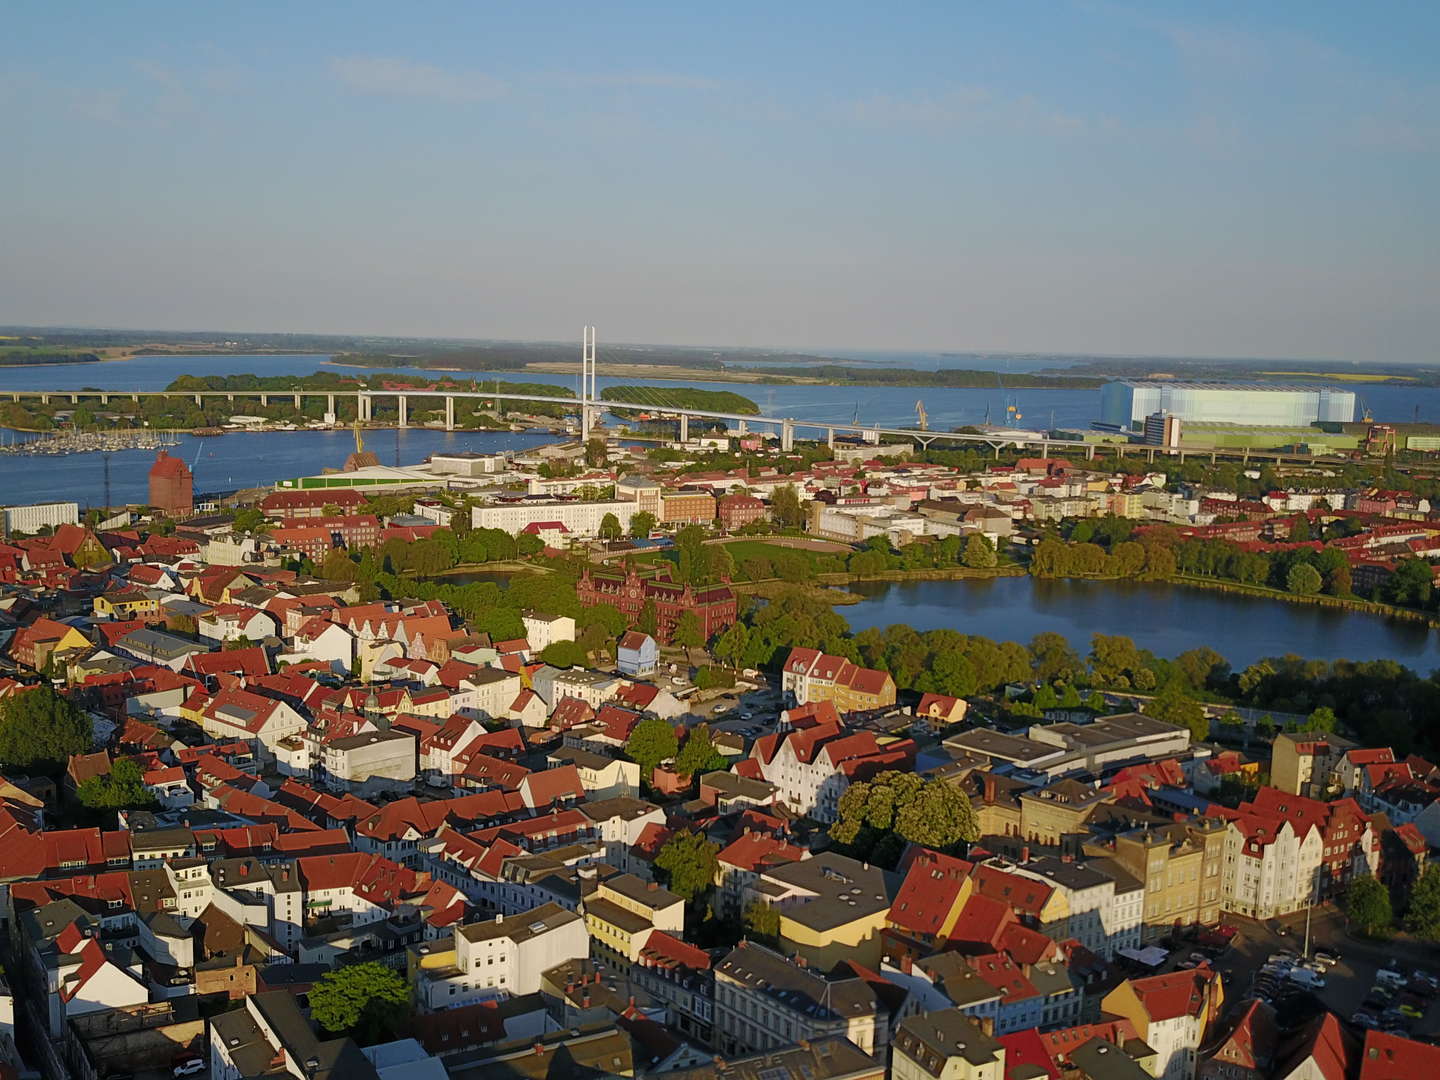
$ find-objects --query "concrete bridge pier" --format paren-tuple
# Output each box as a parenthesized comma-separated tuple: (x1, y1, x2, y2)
(1086, 444, 1096, 461)
(679, 414, 689, 443)
(780, 419, 795, 452)
(40, 394, 49, 404)
(259, 394, 269, 407)
(358, 394, 372, 422)
(397, 396, 408, 428)
(826, 427, 835, 449)
(444, 396, 454, 431)
(70, 393, 78, 404)
(1147, 447, 1156, 464)
(737, 420, 748, 436)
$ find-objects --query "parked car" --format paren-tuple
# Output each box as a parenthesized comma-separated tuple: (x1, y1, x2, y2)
(1378, 968, 1407, 987)
(1400, 1004, 1424, 1020)
(1314, 948, 1341, 964)
(172, 1055, 205, 1078)
(1353, 1012, 1380, 1029)
(1286, 968, 1326, 990)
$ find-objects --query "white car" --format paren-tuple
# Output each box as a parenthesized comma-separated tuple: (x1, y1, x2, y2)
(173, 1057, 205, 1078)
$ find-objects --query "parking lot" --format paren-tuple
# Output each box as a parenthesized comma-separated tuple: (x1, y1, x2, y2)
(1219, 909, 1440, 1039)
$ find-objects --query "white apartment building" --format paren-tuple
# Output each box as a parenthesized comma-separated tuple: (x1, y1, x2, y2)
(522, 612, 575, 652)
(413, 902, 588, 1011)
(471, 498, 638, 538)
(462, 668, 524, 720)
(1218, 815, 1323, 919)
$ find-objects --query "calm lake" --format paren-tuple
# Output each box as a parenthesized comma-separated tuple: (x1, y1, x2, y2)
(842, 576, 1440, 672)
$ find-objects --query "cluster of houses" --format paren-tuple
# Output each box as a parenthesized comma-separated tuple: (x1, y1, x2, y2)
(0, 439, 1437, 1079)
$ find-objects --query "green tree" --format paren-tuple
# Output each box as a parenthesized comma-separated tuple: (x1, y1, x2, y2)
(1301, 706, 1338, 733)
(637, 599, 659, 637)
(538, 640, 587, 668)
(742, 900, 780, 945)
(1031, 632, 1083, 684)
(770, 484, 803, 528)
(962, 533, 997, 569)
(629, 510, 657, 538)
(1384, 558, 1434, 608)
(1143, 681, 1209, 741)
(675, 723, 728, 777)
(894, 779, 980, 849)
(584, 436, 609, 467)
(232, 507, 266, 534)
(320, 548, 358, 583)
(307, 961, 410, 1045)
(1286, 562, 1323, 596)
(673, 611, 705, 650)
(599, 512, 622, 541)
(1344, 874, 1394, 937)
(831, 771, 978, 860)
(76, 757, 156, 812)
(1405, 865, 1440, 940)
(449, 507, 472, 537)
(625, 716, 678, 776)
(0, 687, 92, 770)
(654, 830, 720, 904)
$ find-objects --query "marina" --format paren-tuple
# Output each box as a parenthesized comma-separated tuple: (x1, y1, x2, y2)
(0, 428, 181, 455)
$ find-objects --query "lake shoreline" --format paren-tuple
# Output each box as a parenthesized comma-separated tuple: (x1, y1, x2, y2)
(838, 574, 1440, 668)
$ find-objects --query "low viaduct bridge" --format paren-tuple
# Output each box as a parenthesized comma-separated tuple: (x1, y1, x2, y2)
(1, 385, 1358, 467)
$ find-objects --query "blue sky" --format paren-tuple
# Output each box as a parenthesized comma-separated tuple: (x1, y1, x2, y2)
(3, 1, 1437, 361)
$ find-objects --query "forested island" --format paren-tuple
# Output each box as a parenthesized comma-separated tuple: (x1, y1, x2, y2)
(600, 385, 760, 415)
(746, 363, 1104, 389)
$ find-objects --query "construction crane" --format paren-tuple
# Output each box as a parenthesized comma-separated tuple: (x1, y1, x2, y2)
(915, 400, 929, 431)
(352, 418, 365, 455)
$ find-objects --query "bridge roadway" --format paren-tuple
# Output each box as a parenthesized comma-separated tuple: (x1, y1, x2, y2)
(2, 387, 1349, 466)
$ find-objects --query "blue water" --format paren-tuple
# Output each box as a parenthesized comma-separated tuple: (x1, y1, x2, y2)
(845, 576, 1440, 671)
(0, 352, 1436, 508)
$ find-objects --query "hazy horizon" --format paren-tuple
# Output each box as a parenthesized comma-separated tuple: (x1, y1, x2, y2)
(5, 3, 1437, 364)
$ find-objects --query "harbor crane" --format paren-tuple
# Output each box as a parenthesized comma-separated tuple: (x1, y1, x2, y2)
(915, 400, 929, 431)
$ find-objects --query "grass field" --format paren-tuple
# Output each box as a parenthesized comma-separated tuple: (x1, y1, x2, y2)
(1258, 370, 1415, 382)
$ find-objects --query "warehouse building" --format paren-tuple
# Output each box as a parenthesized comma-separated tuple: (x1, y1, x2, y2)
(1099, 381, 1356, 430)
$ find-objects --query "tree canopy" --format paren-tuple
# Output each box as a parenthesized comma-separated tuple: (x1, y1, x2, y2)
(831, 771, 979, 867)
(1345, 875, 1393, 937)
(625, 716, 678, 776)
(307, 961, 411, 1045)
(1405, 865, 1440, 940)
(0, 687, 92, 770)
(77, 758, 156, 812)
(654, 830, 720, 904)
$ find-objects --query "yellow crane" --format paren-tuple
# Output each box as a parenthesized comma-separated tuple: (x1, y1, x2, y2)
(352, 418, 365, 455)
(915, 400, 929, 431)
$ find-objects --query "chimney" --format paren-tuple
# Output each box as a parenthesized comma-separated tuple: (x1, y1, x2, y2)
(1021, 845, 1030, 863)
(532, 1045, 544, 1056)
(983, 774, 997, 803)
(900, 954, 913, 974)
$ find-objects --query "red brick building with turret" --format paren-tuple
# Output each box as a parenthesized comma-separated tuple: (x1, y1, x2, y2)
(577, 564, 736, 643)
(148, 451, 193, 517)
